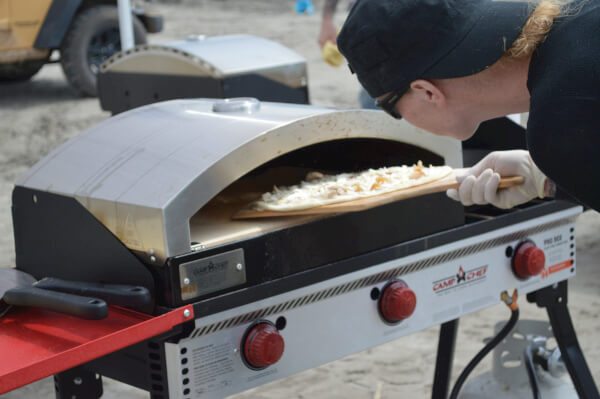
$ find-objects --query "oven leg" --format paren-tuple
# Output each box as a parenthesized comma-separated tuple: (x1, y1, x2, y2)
(527, 280, 600, 399)
(431, 318, 459, 399)
(54, 366, 103, 399)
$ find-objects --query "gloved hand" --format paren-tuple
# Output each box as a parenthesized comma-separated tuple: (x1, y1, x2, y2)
(322, 41, 344, 67)
(447, 150, 548, 209)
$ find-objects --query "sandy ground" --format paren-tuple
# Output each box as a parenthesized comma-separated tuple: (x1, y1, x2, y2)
(1, 1, 599, 398)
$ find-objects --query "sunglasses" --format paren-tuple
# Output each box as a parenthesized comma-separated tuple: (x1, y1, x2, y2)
(375, 91, 403, 119)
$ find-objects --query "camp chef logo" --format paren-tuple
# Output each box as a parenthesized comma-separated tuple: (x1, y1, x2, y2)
(192, 260, 228, 277)
(432, 265, 488, 294)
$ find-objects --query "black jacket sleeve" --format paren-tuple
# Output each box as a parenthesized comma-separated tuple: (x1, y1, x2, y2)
(527, 97, 600, 211)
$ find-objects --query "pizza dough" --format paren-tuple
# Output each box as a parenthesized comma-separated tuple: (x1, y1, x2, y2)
(252, 161, 453, 212)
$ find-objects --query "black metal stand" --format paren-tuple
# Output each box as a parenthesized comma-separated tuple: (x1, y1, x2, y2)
(527, 280, 600, 399)
(431, 280, 599, 399)
(53, 331, 180, 399)
(431, 319, 459, 399)
(54, 366, 103, 399)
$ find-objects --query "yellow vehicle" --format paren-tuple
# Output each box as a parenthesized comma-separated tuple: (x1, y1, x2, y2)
(0, 0, 162, 96)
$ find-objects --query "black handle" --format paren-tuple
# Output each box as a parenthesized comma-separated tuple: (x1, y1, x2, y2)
(35, 278, 151, 309)
(3, 287, 108, 320)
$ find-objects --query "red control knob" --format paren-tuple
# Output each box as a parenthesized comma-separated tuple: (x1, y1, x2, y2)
(379, 281, 417, 323)
(243, 323, 284, 369)
(513, 241, 545, 279)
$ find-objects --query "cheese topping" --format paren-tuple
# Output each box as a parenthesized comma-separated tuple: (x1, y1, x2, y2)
(253, 161, 453, 212)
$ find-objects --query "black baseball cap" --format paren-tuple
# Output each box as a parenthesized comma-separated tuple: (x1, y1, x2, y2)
(337, 0, 533, 99)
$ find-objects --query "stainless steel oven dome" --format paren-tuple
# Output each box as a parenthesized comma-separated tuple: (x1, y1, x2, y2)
(16, 98, 462, 262)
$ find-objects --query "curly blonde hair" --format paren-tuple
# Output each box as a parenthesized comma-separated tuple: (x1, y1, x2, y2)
(505, 0, 576, 58)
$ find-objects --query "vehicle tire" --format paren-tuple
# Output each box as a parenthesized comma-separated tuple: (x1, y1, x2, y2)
(60, 5, 147, 97)
(0, 59, 45, 82)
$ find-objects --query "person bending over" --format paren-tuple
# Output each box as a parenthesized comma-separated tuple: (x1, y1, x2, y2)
(337, 0, 600, 211)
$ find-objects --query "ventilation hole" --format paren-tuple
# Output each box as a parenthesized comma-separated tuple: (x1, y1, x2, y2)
(288, 298, 301, 309)
(273, 304, 285, 314)
(180, 347, 188, 355)
(184, 388, 191, 395)
(261, 306, 275, 318)
(183, 378, 190, 385)
(148, 342, 160, 350)
(196, 326, 208, 336)
(181, 358, 188, 365)
(150, 363, 162, 371)
(297, 296, 310, 307)
(212, 321, 225, 332)
(256, 308, 269, 319)
(505, 246, 513, 257)
(149, 353, 160, 361)
(152, 384, 164, 392)
(222, 319, 235, 330)
(182, 368, 189, 375)
(204, 324, 215, 335)
(317, 291, 327, 302)
(331, 284, 345, 297)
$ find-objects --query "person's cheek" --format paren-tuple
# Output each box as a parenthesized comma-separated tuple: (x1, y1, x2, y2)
(453, 116, 480, 140)
(421, 112, 454, 137)
(396, 101, 421, 126)
(399, 99, 451, 137)
(438, 113, 474, 140)
(402, 108, 438, 134)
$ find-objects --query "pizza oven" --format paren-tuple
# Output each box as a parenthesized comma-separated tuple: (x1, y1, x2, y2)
(7, 98, 583, 399)
(97, 35, 310, 115)
(12, 98, 463, 308)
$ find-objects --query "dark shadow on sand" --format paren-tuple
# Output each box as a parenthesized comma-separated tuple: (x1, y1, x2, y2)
(0, 77, 81, 108)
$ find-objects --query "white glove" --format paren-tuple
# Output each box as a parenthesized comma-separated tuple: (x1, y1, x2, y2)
(447, 150, 547, 209)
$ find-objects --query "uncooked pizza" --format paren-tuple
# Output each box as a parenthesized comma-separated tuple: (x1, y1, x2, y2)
(252, 161, 452, 212)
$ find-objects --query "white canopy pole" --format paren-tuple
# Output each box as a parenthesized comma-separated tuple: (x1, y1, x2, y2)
(117, 0, 135, 51)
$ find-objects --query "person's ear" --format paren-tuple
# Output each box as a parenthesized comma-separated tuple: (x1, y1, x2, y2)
(409, 80, 446, 106)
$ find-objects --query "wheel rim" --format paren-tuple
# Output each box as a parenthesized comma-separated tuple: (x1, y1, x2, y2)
(87, 27, 121, 75)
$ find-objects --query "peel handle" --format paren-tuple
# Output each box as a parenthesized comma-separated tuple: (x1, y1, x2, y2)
(35, 278, 151, 308)
(447, 174, 525, 190)
(3, 287, 108, 319)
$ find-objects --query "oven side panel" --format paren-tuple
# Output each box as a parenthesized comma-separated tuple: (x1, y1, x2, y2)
(11, 186, 157, 313)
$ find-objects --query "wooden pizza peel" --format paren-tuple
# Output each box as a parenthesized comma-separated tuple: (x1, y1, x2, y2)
(232, 169, 524, 219)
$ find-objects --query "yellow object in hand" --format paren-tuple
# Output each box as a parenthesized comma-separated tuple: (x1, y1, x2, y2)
(322, 41, 344, 67)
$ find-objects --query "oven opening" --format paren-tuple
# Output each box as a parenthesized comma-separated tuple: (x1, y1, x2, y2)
(189, 138, 446, 250)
